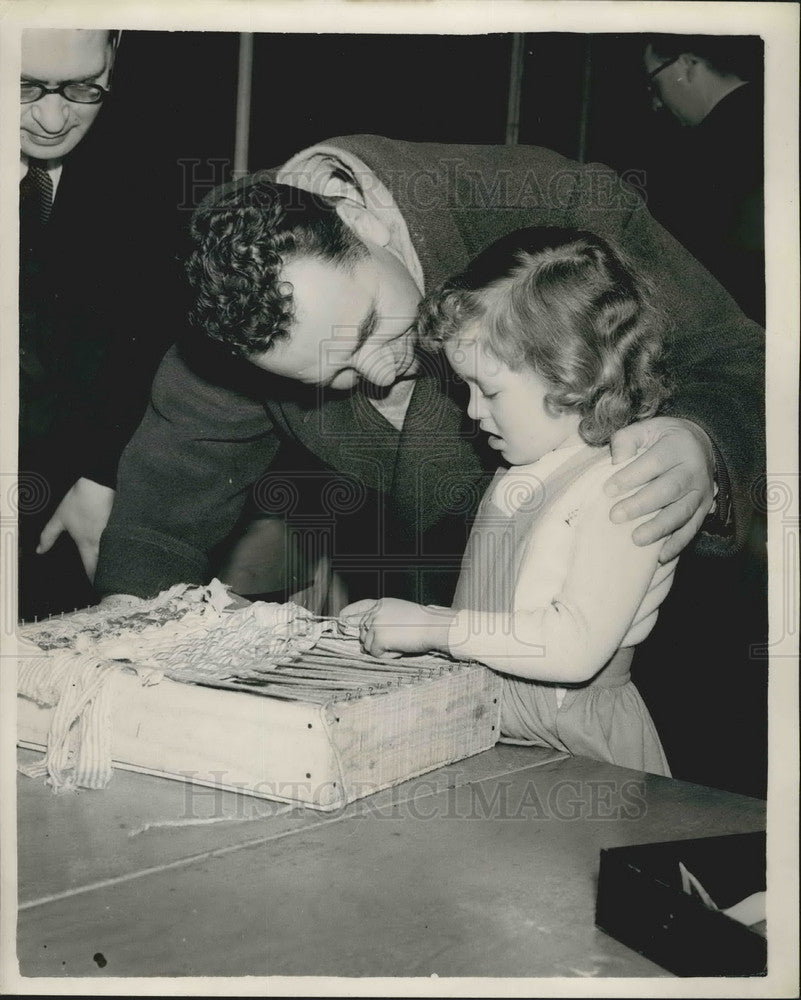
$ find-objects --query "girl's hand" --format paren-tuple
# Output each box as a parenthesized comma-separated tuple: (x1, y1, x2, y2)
(340, 598, 456, 659)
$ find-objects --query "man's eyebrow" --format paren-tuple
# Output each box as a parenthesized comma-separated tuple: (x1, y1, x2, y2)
(21, 70, 105, 83)
(355, 303, 379, 352)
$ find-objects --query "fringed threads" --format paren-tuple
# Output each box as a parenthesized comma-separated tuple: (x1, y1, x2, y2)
(17, 638, 161, 792)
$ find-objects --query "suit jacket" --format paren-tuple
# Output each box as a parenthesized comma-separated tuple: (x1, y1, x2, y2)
(95, 135, 765, 601)
(19, 119, 183, 501)
(18, 116, 185, 619)
(644, 83, 764, 325)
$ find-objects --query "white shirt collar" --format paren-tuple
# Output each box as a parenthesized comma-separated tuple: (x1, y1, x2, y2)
(275, 144, 424, 294)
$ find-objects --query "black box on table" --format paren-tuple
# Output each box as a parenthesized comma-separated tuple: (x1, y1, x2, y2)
(595, 831, 766, 977)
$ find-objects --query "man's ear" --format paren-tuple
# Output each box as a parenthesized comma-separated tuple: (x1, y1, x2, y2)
(681, 53, 702, 83)
(106, 31, 121, 82)
(335, 200, 392, 248)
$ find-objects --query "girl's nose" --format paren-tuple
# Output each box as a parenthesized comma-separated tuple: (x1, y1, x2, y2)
(30, 95, 70, 134)
(466, 386, 485, 422)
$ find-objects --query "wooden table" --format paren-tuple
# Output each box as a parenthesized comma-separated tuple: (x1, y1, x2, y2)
(16, 745, 766, 978)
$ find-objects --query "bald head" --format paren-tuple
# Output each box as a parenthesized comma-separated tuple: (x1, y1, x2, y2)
(20, 29, 117, 162)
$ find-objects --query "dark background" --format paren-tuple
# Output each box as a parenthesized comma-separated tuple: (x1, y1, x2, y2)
(99, 31, 685, 339)
(104, 32, 675, 214)
(89, 30, 767, 798)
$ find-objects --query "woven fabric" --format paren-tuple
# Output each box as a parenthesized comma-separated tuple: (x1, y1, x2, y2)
(18, 580, 461, 791)
(18, 581, 340, 683)
(17, 637, 152, 791)
(17, 582, 344, 790)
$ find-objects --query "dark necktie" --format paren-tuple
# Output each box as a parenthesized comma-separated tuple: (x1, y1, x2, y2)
(19, 164, 55, 375)
(20, 164, 54, 240)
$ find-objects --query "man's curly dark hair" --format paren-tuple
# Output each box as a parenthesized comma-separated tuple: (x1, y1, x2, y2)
(185, 180, 367, 358)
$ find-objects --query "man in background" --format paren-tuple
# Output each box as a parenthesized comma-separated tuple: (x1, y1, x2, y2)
(640, 34, 767, 794)
(19, 28, 178, 619)
(643, 34, 764, 324)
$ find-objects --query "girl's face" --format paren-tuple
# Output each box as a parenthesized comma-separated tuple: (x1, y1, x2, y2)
(445, 329, 582, 465)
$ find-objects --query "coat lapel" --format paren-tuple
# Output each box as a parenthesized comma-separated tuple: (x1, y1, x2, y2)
(273, 385, 401, 494)
(271, 356, 491, 535)
(389, 354, 493, 535)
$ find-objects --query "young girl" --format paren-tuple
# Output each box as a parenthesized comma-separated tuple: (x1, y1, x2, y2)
(341, 227, 680, 776)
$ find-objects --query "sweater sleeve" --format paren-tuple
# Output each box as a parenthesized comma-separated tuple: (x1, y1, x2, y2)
(94, 343, 281, 598)
(447, 474, 669, 683)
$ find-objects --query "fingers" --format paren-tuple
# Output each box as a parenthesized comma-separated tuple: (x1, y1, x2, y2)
(605, 446, 683, 501)
(338, 599, 380, 640)
(608, 422, 645, 465)
(610, 465, 700, 523)
(77, 542, 99, 583)
(358, 615, 401, 658)
(658, 507, 709, 563)
(36, 514, 64, 555)
(339, 599, 379, 623)
(629, 492, 706, 548)
(363, 635, 402, 659)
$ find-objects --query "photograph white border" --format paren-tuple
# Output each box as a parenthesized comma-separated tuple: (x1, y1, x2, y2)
(1, 2, 797, 996)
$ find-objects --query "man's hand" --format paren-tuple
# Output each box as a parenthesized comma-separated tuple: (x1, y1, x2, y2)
(36, 478, 116, 582)
(605, 416, 716, 564)
(339, 598, 456, 659)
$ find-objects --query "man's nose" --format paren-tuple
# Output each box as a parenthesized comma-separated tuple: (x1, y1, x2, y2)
(650, 91, 664, 113)
(29, 95, 70, 134)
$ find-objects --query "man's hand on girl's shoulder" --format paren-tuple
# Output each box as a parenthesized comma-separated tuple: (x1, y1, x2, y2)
(604, 416, 716, 563)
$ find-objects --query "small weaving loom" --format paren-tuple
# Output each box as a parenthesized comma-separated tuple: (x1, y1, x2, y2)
(16, 581, 501, 810)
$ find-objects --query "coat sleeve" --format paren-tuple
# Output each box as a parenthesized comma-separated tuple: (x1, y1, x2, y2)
(599, 177, 765, 555)
(94, 343, 281, 598)
(550, 155, 764, 554)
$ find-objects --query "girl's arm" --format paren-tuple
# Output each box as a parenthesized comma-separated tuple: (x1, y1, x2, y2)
(344, 469, 678, 679)
(447, 482, 671, 684)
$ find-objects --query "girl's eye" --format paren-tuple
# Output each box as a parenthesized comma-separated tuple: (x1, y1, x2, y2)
(482, 390, 498, 400)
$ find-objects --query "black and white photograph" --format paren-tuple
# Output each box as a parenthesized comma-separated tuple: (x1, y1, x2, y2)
(1, 0, 798, 993)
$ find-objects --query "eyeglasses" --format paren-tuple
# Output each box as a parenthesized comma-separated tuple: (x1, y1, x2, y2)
(20, 80, 110, 105)
(646, 55, 680, 96)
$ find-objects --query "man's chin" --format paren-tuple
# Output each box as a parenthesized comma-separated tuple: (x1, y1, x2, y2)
(328, 371, 360, 392)
(397, 353, 421, 379)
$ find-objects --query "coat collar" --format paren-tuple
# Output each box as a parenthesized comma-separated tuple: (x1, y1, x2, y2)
(390, 353, 491, 533)
(272, 354, 491, 533)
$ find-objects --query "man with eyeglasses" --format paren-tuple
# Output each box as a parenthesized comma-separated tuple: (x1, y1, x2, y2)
(638, 34, 766, 792)
(20, 29, 116, 167)
(18, 29, 176, 621)
(642, 34, 764, 324)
